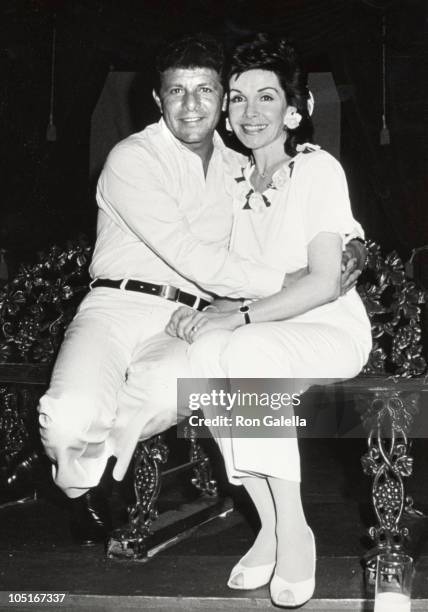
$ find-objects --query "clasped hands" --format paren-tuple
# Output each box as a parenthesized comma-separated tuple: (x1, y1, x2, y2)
(165, 305, 236, 343)
(165, 251, 363, 343)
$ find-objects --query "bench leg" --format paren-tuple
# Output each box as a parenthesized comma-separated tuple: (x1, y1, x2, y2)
(187, 426, 217, 497)
(107, 421, 234, 561)
(107, 434, 168, 560)
(358, 389, 420, 585)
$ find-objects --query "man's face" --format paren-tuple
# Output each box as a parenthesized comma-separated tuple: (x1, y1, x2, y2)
(153, 67, 224, 151)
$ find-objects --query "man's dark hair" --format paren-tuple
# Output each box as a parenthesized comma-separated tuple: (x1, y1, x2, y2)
(155, 33, 225, 91)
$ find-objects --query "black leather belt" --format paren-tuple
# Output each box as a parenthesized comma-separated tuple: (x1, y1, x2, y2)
(90, 278, 211, 311)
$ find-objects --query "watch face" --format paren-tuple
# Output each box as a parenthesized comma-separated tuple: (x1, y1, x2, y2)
(239, 305, 249, 313)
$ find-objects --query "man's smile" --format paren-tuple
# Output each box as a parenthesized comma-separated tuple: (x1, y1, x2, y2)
(181, 116, 205, 123)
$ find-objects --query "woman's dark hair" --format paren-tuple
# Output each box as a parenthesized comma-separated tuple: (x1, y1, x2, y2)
(155, 33, 225, 92)
(228, 33, 313, 157)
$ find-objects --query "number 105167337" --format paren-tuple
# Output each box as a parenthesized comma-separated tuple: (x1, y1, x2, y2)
(3, 592, 67, 605)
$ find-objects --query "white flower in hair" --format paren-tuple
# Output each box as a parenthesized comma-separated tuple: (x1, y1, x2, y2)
(283, 108, 302, 130)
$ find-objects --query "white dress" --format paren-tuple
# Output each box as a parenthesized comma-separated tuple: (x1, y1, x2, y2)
(188, 146, 372, 485)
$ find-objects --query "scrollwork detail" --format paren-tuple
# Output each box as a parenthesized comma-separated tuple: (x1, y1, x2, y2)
(358, 241, 427, 377)
(0, 240, 91, 364)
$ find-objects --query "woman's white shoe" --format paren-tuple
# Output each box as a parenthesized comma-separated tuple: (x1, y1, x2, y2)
(269, 528, 316, 607)
(227, 558, 275, 590)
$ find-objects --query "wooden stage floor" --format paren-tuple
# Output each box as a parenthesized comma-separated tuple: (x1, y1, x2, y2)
(1, 439, 427, 611)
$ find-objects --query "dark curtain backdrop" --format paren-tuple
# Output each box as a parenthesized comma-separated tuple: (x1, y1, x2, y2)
(2, 0, 427, 264)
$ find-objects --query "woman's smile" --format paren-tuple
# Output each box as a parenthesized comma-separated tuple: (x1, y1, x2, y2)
(228, 69, 288, 152)
(241, 123, 269, 134)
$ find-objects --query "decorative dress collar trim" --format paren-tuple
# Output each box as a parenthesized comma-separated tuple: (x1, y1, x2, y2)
(234, 142, 321, 212)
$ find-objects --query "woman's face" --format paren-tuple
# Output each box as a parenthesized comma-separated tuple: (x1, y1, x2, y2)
(228, 69, 288, 152)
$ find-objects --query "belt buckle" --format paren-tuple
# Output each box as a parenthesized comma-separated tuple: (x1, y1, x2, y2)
(161, 285, 179, 302)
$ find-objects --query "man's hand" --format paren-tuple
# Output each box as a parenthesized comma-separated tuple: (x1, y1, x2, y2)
(340, 253, 361, 295)
(345, 239, 367, 272)
(340, 239, 366, 295)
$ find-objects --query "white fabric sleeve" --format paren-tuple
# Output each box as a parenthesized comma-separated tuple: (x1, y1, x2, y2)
(96, 143, 283, 299)
(302, 152, 364, 247)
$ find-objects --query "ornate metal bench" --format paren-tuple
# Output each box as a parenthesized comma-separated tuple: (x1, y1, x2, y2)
(0, 239, 426, 567)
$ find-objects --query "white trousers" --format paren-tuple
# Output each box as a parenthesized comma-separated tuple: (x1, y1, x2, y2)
(187, 321, 371, 485)
(38, 287, 191, 498)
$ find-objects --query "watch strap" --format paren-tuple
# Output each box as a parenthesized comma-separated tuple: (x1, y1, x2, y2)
(239, 305, 251, 325)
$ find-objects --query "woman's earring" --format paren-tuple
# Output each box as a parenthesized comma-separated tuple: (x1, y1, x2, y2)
(225, 117, 233, 133)
(283, 108, 302, 130)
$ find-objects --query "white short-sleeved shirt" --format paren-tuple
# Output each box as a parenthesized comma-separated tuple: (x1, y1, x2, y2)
(230, 146, 372, 340)
(90, 119, 284, 300)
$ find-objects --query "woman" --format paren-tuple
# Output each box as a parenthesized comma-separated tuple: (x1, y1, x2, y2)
(167, 34, 372, 608)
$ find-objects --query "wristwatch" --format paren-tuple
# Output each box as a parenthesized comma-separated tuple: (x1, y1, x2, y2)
(239, 304, 251, 325)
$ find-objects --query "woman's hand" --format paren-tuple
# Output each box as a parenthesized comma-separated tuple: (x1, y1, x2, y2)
(165, 306, 240, 343)
(165, 306, 194, 337)
(177, 310, 212, 343)
(166, 307, 209, 343)
(191, 310, 240, 341)
(165, 305, 221, 343)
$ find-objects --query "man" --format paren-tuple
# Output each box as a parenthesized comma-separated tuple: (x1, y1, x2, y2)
(38, 34, 364, 545)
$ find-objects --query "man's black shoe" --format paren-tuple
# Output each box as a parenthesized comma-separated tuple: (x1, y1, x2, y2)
(69, 486, 112, 546)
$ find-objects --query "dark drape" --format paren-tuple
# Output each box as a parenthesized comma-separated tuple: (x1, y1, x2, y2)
(2, 0, 427, 262)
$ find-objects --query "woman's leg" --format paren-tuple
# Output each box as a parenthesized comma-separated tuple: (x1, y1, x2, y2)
(219, 321, 364, 594)
(189, 332, 277, 582)
(268, 477, 314, 604)
(228, 475, 277, 587)
(241, 477, 276, 565)
(190, 321, 363, 590)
